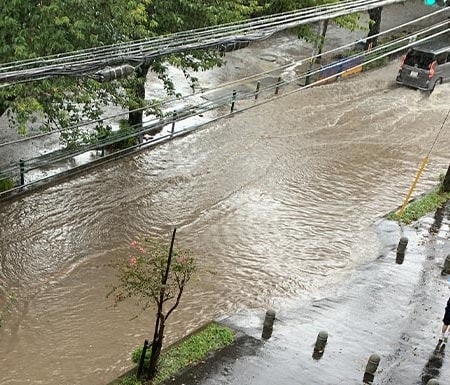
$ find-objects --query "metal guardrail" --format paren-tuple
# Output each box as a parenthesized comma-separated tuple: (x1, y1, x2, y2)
(1, 24, 448, 201)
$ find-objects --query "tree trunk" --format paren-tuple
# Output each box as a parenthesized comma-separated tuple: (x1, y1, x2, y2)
(128, 63, 151, 141)
(443, 164, 450, 193)
(365, 7, 383, 50)
(147, 229, 176, 381)
(306, 21, 328, 85)
(147, 315, 165, 380)
(316, 19, 329, 64)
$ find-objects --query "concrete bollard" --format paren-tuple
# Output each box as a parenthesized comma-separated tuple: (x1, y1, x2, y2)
(261, 309, 276, 340)
(312, 330, 328, 359)
(397, 237, 408, 255)
(427, 379, 439, 385)
(396, 236, 408, 264)
(441, 255, 450, 275)
(315, 330, 328, 352)
(363, 354, 380, 384)
(365, 353, 380, 374)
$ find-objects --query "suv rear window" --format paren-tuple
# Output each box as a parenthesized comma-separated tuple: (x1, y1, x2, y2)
(404, 50, 435, 69)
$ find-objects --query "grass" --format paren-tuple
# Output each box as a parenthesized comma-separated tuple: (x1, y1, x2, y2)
(117, 322, 235, 385)
(387, 189, 450, 224)
(0, 177, 15, 193)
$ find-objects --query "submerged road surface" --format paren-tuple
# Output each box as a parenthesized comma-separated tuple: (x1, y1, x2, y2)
(0, 60, 449, 385)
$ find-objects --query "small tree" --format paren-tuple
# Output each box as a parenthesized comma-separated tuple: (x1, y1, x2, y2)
(109, 229, 196, 382)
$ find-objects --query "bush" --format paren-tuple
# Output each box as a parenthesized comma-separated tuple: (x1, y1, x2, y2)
(104, 120, 138, 151)
(0, 177, 15, 193)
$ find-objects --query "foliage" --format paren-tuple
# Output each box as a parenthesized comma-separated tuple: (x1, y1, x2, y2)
(109, 233, 197, 380)
(123, 323, 234, 385)
(254, 0, 365, 43)
(1, 0, 368, 148)
(0, 0, 152, 146)
(109, 237, 196, 316)
(0, 0, 258, 147)
(0, 177, 15, 193)
(388, 190, 450, 224)
(101, 120, 138, 152)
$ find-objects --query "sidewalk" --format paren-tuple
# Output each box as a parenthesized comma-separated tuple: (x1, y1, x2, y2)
(163, 202, 450, 385)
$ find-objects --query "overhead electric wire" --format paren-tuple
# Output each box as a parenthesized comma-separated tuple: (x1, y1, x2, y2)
(2, 23, 448, 193)
(0, 10, 446, 151)
(0, 0, 392, 69)
(2, 22, 447, 179)
(0, 0, 423, 84)
(427, 108, 450, 158)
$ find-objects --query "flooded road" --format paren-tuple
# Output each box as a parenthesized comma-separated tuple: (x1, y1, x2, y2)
(1, 60, 449, 385)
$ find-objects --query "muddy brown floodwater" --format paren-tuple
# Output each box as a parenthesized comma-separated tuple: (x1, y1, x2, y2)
(1, 53, 450, 385)
(1, 59, 450, 385)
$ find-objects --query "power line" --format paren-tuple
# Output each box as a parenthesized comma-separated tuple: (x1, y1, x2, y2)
(0, 11, 447, 149)
(1, 24, 448, 193)
(1, 22, 448, 180)
(427, 107, 450, 158)
(0, 0, 423, 84)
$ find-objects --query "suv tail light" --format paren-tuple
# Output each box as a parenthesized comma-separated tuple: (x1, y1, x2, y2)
(428, 60, 436, 78)
(400, 54, 406, 68)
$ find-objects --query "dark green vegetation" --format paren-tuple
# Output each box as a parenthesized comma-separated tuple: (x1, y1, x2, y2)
(0, 1, 365, 149)
(116, 323, 234, 385)
(388, 176, 450, 224)
(0, 177, 15, 193)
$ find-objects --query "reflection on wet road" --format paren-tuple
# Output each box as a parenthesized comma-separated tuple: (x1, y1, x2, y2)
(0, 62, 449, 385)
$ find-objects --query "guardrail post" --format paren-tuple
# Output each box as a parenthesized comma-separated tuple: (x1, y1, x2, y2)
(171, 111, 177, 136)
(255, 81, 260, 100)
(275, 76, 282, 95)
(231, 90, 237, 113)
(19, 159, 25, 186)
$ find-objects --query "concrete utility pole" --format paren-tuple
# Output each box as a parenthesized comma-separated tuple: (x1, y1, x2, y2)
(443, 164, 450, 192)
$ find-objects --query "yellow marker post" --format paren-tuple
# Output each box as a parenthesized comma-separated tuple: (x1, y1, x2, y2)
(397, 157, 429, 218)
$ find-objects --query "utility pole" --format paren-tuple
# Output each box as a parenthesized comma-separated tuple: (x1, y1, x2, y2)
(305, 20, 328, 85)
(443, 164, 450, 192)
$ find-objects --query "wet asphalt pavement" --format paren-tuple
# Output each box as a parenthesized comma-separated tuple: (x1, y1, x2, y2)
(164, 203, 450, 385)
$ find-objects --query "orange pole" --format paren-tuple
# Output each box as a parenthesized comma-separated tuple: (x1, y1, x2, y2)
(397, 157, 429, 218)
